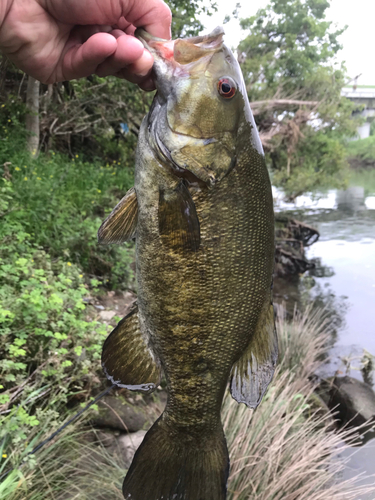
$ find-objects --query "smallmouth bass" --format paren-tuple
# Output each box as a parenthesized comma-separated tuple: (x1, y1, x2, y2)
(99, 26, 277, 500)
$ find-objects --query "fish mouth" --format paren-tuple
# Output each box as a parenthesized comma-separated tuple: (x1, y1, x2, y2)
(138, 27, 228, 187)
(135, 26, 225, 66)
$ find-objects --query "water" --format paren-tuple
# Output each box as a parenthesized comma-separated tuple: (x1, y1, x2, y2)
(273, 171, 375, 494)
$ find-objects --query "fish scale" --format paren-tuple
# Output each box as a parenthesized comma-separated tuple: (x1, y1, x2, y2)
(99, 26, 277, 500)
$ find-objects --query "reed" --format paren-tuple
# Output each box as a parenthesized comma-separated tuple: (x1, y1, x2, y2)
(224, 307, 375, 500)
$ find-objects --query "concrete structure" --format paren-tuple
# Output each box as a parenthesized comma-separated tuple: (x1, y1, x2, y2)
(342, 87, 375, 139)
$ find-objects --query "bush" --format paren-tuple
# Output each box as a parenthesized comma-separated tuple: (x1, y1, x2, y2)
(346, 135, 375, 169)
(0, 113, 136, 480)
(0, 99, 135, 288)
(0, 188, 111, 460)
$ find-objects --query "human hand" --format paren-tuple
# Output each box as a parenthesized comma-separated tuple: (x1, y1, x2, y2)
(0, 0, 171, 89)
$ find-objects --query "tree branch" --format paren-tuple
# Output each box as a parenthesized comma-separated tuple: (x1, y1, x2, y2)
(250, 99, 318, 115)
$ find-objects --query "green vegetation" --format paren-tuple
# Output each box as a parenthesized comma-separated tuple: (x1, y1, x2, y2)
(0, 99, 135, 284)
(0, 100, 135, 482)
(1, 0, 372, 496)
(168, 0, 217, 37)
(346, 135, 375, 170)
(348, 166, 375, 198)
(239, 0, 357, 197)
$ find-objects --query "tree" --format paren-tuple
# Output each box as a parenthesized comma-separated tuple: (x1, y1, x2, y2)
(25, 76, 40, 156)
(239, 0, 357, 198)
(168, 0, 217, 38)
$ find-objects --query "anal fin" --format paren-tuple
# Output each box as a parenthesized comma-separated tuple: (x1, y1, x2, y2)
(101, 303, 161, 393)
(98, 187, 138, 244)
(230, 301, 278, 409)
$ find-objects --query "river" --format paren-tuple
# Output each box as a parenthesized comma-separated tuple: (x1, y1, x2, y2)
(273, 169, 375, 495)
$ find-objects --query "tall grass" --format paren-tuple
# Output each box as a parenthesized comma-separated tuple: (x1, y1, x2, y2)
(224, 307, 375, 500)
(3, 307, 375, 499)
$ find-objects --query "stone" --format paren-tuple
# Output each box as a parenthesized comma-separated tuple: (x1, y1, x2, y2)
(91, 395, 150, 432)
(95, 429, 117, 448)
(328, 376, 375, 430)
(99, 310, 117, 321)
(85, 429, 147, 468)
(118, 430, 146, 468)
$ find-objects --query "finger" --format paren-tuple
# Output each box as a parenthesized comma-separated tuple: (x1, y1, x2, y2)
(114, 50, 154, 84)
(95, 31, 149, 78)
(72, 24, 113, 42)
(116, 66, 154, 87)
(125, 1, 172, 40)
(46, 0, 172, 40)
(114, 17, 135, 35)
(128, 49, 154, 78)
(62, 32, 117, 81)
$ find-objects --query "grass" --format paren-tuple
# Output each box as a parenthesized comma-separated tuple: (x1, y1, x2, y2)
(223, 307, 371, 500)
(3, 306, 375, 500)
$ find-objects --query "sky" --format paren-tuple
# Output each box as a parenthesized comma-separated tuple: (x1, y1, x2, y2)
(200, 0, 375, 85)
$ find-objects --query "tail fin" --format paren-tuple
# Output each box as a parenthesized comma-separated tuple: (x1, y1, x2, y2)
(122, 417, 229, 500)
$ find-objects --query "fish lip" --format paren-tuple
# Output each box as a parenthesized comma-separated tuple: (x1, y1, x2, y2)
(135, 28, 170, 46)
(136, 27, 226, 95)
(135, 26, 225, 64)
(182, 26, 225, 45)
(135, 26, 225, 45)
(135, 28, 174, 60)
(135, 28, 178, 90)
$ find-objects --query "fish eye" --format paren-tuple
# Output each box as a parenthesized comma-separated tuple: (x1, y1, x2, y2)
(217, 77, 236, 99)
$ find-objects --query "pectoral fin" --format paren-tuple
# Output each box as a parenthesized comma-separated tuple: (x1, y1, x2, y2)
(230, 302, 278, 409)
(98, 187, 138, 244)
(101, 303, 161, 393)
(159, 181, 200, 252)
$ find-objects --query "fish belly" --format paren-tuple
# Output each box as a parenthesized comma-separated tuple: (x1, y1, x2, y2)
(135, 142, 274, 430)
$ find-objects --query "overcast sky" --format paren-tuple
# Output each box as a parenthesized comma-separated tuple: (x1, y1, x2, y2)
(200, 0, 375, 85)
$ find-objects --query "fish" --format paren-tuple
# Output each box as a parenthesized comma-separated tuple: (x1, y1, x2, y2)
(98, 26, 277, 500)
